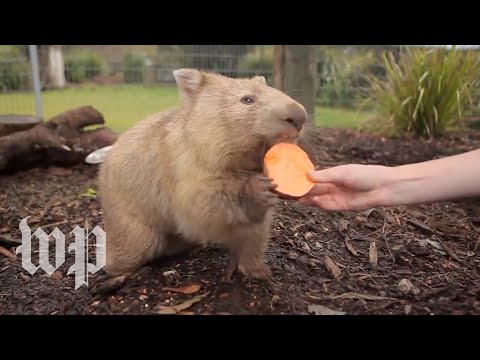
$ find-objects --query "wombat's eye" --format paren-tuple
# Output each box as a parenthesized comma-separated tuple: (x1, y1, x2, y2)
(241, 96, 255, 105)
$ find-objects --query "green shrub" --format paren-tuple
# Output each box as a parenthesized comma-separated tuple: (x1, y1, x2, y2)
(238, 46, 273, 79)
(316, 46, 379, 108)
(0, 45, 29, 91)
(366, 46, 480, 138)
(122, 53, 146, 83)
(65, 52, 107, 83)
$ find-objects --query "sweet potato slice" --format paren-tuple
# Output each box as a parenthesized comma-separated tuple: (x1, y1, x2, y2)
(264, 143, 315, 198)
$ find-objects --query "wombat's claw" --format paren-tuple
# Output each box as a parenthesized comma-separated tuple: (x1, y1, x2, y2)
(238, 261, 273, 282)
(221, 258, 238, 283)
(258, 176, 278, 192)
(96, 274, 128, 295)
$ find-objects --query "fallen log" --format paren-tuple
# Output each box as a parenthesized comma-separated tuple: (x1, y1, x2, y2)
(0, 115, 43, 137)
(0, 106, 118, 174)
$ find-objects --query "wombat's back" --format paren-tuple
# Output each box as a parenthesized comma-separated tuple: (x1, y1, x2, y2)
(98, 110, 178, 225)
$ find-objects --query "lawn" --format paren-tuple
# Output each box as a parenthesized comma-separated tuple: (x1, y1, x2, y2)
(0, 84, 371, 132)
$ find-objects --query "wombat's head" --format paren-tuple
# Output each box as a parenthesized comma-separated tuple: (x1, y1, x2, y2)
(173, 68, 309, 170)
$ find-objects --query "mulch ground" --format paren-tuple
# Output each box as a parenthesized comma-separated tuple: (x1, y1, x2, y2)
(1, 129, 479, 315)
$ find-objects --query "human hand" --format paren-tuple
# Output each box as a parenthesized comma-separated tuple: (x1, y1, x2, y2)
(298, 164, 392, 211)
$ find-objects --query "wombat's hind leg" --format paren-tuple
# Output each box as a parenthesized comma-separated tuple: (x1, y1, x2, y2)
(163, 233, 202, 257)
(97, 220, 166, 294)
(221, 224, 273, 283)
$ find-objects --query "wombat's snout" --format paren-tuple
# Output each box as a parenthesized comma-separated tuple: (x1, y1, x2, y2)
(285, 103, 307, 131)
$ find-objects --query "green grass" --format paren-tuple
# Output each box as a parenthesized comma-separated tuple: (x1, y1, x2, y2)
(0, 84, 369, 132)
(313, 106, 371, 129)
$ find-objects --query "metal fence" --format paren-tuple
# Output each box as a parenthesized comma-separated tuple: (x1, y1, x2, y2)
(0, 45, 275, 121)
(1, 45, 478, 127)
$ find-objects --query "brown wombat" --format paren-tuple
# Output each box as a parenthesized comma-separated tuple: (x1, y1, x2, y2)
(98, 68, 308, 282)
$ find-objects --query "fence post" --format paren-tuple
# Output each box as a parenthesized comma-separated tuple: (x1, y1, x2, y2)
(28, 45, 44, 119)
(273, 45, 316, 123)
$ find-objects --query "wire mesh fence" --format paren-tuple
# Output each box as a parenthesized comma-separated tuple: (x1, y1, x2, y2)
(1, 45, 479, 131)
(0, 45, 35, 115)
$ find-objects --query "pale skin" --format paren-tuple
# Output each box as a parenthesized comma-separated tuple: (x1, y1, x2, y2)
(298, 149, 480, 211)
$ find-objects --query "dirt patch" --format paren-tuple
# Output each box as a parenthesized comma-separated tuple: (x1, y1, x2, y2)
(1, 129, 479, 315)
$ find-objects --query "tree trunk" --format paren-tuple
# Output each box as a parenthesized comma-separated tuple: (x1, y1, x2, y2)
(273, 45, 316, 122)
(38, 45, 66, 89)
(0, 106, 117, 174)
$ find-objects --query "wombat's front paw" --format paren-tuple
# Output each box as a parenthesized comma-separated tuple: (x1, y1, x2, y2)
(222, 257, 273, 283)
(242, 174, 279, 222)
(238, 260, 273, 281)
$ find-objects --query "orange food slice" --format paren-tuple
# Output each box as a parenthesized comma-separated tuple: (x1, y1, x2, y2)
(264, 143, 315, 198)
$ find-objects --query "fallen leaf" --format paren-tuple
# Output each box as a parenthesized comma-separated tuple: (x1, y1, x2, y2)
(270, 295, 280, 310)
(72, 216, 84, 224)
(308, 292, 397, 301)
(91, 300, 101, 306)
(51, 271, 63, 280)
(0, 226, 10, 234)
(375, 209, 397, 225)
(0, 245, 15, 259)
(337, 219, 349, 234)
(426, 240, 444, 251)
(308, 304, 346, 315)
(438, 239, 462, 262)
(291, 224, 303, 232)
(404, 209, 424, 219)
(155, 292, 210, 315)
(304, 232, 314, 241)
(345, 240, 358, 256)
(163, 270, 179, 278)
(219, 292, 230, 299)
(324, 255, 341, 279)
(163, 283, 201, 294)
(287, 252, 299, 260)
(405, 304, 412, 315)
(96, 275, 126, 295)
(398, 279, 420, 296)
(408, 219, 435, 233)
(301, 242, 311, 251)
(363, 208, 375, 217)
(369, 242, 378, 267)
(139, 295, 149, 301)
(80, 187, 97, 198)
(49, 167, 73, 177)
(427, 219, 463, 236)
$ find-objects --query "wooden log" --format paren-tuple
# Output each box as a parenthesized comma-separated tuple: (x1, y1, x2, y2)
(0, 106, 118, 174)
(0, 115, 43, 137)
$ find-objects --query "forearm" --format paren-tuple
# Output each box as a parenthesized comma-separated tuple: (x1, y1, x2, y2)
(192, 177, 250, 225)
(376, 149, 480, 207)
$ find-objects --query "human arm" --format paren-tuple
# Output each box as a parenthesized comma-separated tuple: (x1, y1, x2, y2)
(298, 149, 480, 211)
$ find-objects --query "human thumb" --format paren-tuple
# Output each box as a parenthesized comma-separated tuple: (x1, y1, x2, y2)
(307, 165, 348, 184)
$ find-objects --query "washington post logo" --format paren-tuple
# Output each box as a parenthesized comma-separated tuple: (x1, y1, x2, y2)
(15, 217, 106, 290)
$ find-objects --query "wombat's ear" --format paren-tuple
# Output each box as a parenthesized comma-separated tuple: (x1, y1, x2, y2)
(252, 76, 267, 85)
(173, 68, 204, 100)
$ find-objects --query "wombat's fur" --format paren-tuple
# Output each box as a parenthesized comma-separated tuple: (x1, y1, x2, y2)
(98, 68, 308, 282)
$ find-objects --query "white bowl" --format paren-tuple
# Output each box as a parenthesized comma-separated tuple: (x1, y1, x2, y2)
(85, 146, 113, 164)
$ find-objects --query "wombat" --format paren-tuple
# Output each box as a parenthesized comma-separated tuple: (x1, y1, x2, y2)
(98, 68, 308, 282)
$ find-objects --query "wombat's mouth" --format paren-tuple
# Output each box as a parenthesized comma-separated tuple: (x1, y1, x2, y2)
(268, 133, 299, 148)
(258, 133, 299, 165)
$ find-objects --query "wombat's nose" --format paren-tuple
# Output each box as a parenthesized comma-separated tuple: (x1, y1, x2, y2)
(285, 103, 307, 131)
